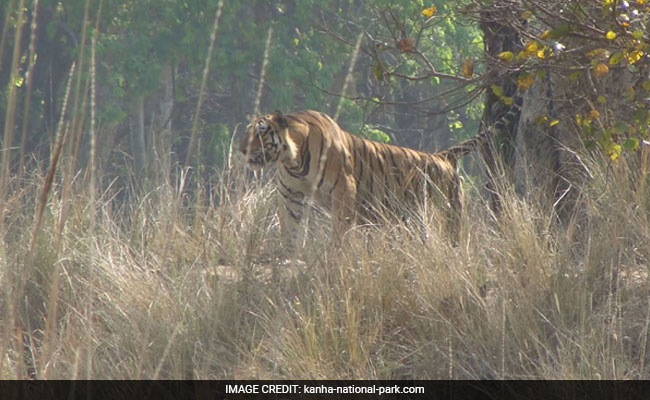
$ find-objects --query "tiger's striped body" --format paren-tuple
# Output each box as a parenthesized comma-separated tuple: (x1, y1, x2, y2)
(240, 110, 484, 249)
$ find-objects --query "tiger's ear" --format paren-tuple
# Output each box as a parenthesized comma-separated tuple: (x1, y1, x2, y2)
(271, 110, 288, 129)
(246, 112, 253, 122)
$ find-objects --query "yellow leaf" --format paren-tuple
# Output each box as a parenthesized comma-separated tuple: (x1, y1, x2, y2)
(502, 96, 514, 105)
(537, 49, 546, 59)
(589, 109, 600, 118)
(587, 48, 608, 58)
(628, 50, 644, 64)
(521, 10, 532, 19)
(498, 51, 514, 62)
(536, 115, 549, 124)
(373, 63, 384, 81)
(540, 30, 550, 40)
(461, 59, 474, 78)
(596, 95, 607, 104)
(525, 41, 539, 52)
(609, 144, 622, 161)
(517, 73, 535, 89)
(593, 63, 609, 78)
(517, 50, 534, 60)
(422, 6, 437, 17)
(490, 84, 504, 97)
(605, 31, 617, 40)
(549, 119, 559, 127)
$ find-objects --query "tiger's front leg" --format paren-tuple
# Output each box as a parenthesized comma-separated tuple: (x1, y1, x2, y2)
(278, 188, 306, 253)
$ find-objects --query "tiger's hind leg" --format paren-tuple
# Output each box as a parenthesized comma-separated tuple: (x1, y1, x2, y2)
(445, 177, 463, 246)
(331, 173, 358, 246)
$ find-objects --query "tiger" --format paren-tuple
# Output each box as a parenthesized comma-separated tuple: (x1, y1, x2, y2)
(239, 109, 485, 250)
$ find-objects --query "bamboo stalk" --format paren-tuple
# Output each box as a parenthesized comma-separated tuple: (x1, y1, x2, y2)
(89, 0, 103, 230)
(253, 26, 273, 117)
(65, 0, 91, 160)
(18, 0, 41, 178)
(334, 32, 363, 120)
(185, 0, 224, 166)
(243, 25, 274, 185)
(0, 61, 76, 378)
(0, 0, 26, 228)
(40, 0, 92, 379)
(0, 0, 17, 74)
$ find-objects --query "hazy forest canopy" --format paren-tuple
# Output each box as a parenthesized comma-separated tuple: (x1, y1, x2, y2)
(0, 0, 650, 380)
(1, 0, 486, 177)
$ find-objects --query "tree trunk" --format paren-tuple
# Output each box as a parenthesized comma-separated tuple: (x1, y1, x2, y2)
(513, 77, 561, 206)
(515, 67, 634, 223)
(479, 9, 523, 211)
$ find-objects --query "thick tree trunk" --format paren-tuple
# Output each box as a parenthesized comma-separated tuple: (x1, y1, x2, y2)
(477, 4, 618, 223)
(479, 10, 523, 211)
(513, 77, 561, 205)
(517, 68, 634, 223)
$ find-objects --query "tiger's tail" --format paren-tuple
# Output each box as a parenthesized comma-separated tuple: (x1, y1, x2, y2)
(438, 128, 487, 163)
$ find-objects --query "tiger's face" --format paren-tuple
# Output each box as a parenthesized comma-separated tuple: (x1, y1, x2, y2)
(239, 112, 288, 169)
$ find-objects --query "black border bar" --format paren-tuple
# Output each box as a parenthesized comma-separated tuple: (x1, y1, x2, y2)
(1, 380, 650, 400)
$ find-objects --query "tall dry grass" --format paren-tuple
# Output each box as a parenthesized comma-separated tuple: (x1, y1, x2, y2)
(0, 148, 648, 379)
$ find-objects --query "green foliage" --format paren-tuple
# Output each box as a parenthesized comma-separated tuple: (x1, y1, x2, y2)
(360, 0, 484, 139)
(203, 122, 231, 168)
(2, 0, 484, 173)
(360, 125, 391, 143)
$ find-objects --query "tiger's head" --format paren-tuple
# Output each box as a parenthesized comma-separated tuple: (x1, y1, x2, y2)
(239, 111, 296, 169)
